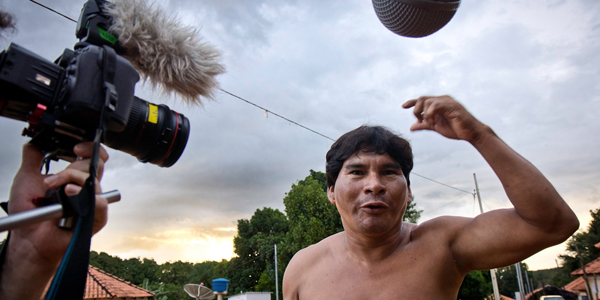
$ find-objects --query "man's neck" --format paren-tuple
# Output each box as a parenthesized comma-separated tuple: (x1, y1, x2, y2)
(341, 222, 412, 264)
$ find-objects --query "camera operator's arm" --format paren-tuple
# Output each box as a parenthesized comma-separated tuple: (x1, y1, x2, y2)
(0, 142, 109, 299)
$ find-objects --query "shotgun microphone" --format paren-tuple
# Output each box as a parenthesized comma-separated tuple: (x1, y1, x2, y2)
(100, 0, 225, 104)
(372, 0, 461, 38)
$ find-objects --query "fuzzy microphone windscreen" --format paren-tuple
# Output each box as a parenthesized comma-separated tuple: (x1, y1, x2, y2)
(103, 0, 225, 105)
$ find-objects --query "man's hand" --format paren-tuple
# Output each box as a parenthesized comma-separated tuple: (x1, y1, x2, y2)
(404, 95, 579, 272)
(402, 95, 490, 144)
(0, 142, 109, 299)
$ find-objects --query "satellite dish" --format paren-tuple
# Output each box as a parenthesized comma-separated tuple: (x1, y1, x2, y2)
(184, 284, 216, 300)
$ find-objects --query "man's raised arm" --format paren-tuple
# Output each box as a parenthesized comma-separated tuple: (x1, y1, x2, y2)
(402, 95, 579, 272)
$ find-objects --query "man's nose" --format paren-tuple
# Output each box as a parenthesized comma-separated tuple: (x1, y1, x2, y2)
(364, 173, 386, 195)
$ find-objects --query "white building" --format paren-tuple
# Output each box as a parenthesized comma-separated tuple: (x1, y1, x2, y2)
(227, 291, 272, 300)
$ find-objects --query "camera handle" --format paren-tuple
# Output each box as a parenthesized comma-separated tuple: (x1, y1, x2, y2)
(0, 190, 120, 232)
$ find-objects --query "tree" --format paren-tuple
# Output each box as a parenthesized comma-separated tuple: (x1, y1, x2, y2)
(281, 171, 344, 269)
(458, 270, 492, 300)
(497, 263, 533, 298)
(560, 208, 600, 271)
(188, 260, 220, 288)
(89, 251, 125, 277)
(228, 207, 289, 297)
(404, 196, 423, 224)
(549, 207, 600, 288)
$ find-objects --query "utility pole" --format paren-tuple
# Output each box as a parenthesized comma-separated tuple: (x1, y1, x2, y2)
(516, 262, 526, 300)
(274, 244, 279, 300)
(474, 173, 501, 300)
(573, 237, 594, 300)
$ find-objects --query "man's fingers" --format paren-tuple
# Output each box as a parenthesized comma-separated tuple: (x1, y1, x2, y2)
(409, 120, 432, 132)
(404, 96, 437, 122)
(402, 99, 417, 108)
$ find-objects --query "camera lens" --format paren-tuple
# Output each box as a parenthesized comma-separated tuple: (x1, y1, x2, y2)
(104, 96, 190, 167)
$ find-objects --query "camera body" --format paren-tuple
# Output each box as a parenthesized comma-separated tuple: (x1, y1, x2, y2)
(0, 0, 189, 167)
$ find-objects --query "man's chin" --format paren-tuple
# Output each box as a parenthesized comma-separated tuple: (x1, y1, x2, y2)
(358, 220, 398, 235)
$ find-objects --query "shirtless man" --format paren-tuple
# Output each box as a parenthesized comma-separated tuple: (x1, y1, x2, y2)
(282, 95, 579, 300)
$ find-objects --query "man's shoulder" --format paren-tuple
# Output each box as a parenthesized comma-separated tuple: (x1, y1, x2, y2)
(291, 232, 342, 263)
(283, 232, 342, 294)
(408, 216, 472, 243)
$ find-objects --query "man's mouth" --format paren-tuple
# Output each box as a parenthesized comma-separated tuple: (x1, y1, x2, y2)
(360, 201, 389, 213)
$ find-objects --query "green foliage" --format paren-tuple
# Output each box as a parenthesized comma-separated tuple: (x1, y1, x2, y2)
(458, 270, 492, 300)
(90, 251, 200, 300)
(283, 170, 342, 252)
(404, 196, 423, 224)
(497, 263, 534, 297)
(228, 206, 289, 297)
(255, 271, 275, 292)
(560, 208, 600, 272)
(188, 260, 219, 288)
(143, 279, 169, 300)
(544, 207, 600, 288)
(281, 171, 344, 269)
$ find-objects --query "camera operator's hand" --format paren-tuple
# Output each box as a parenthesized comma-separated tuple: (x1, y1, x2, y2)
(0, 142, 109, 299)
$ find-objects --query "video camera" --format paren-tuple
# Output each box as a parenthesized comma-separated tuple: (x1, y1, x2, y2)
(0, 0, 190, 167)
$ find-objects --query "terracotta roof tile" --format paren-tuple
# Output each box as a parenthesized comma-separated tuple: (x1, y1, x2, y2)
(571, 257, 600, 275)
(85, 265, 154, 299)
(564, 276, 587, 293)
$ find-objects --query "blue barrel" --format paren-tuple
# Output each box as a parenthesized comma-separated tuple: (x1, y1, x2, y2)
(212, 278, 230, 292)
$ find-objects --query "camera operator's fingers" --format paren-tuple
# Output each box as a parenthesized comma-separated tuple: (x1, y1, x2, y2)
(9, 144, 47, 214)
(44, 168, 102, 194)
(18, 143, 45, 174)
(73, 142, 109, 180)
(73, 142, 109, 162)
(93, 196, 108, 235)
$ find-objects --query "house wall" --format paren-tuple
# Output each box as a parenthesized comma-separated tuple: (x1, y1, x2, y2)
(586, 276, 599, 300)
(228, 292, 272, 300)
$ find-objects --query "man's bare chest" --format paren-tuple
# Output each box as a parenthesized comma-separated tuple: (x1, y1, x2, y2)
(298, 247, 462, 300)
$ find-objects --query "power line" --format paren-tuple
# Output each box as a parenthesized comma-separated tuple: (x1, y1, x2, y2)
(411, 173, 474, 195)
(219, 88, 335, 142)
(421, 193, 471, 217)
(30, 0, 77, 22)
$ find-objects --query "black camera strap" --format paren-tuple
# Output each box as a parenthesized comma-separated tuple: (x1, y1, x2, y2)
(44, 46, 118, 300)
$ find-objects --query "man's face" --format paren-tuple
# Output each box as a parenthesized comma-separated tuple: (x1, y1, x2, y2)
(327, 151, 412, 236)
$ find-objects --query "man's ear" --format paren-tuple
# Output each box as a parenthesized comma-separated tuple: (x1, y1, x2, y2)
(327, 185, 336, 204)
(407, 186, 413, 205)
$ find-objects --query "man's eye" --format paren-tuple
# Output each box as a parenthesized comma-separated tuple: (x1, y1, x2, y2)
(384, 170, 398, 175)
(350, 170, 363, 175)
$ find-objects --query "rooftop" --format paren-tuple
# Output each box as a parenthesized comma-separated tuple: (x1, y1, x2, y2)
(85, 265, 154, 299)
(564, 276, 586, 293)
(571, 257, 600, 276)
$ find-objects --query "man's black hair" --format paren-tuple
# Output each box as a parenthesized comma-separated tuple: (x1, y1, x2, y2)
(325, 125, 413, 188)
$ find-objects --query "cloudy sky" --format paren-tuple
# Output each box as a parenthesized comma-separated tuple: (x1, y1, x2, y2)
(1, 0, 599, 271)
